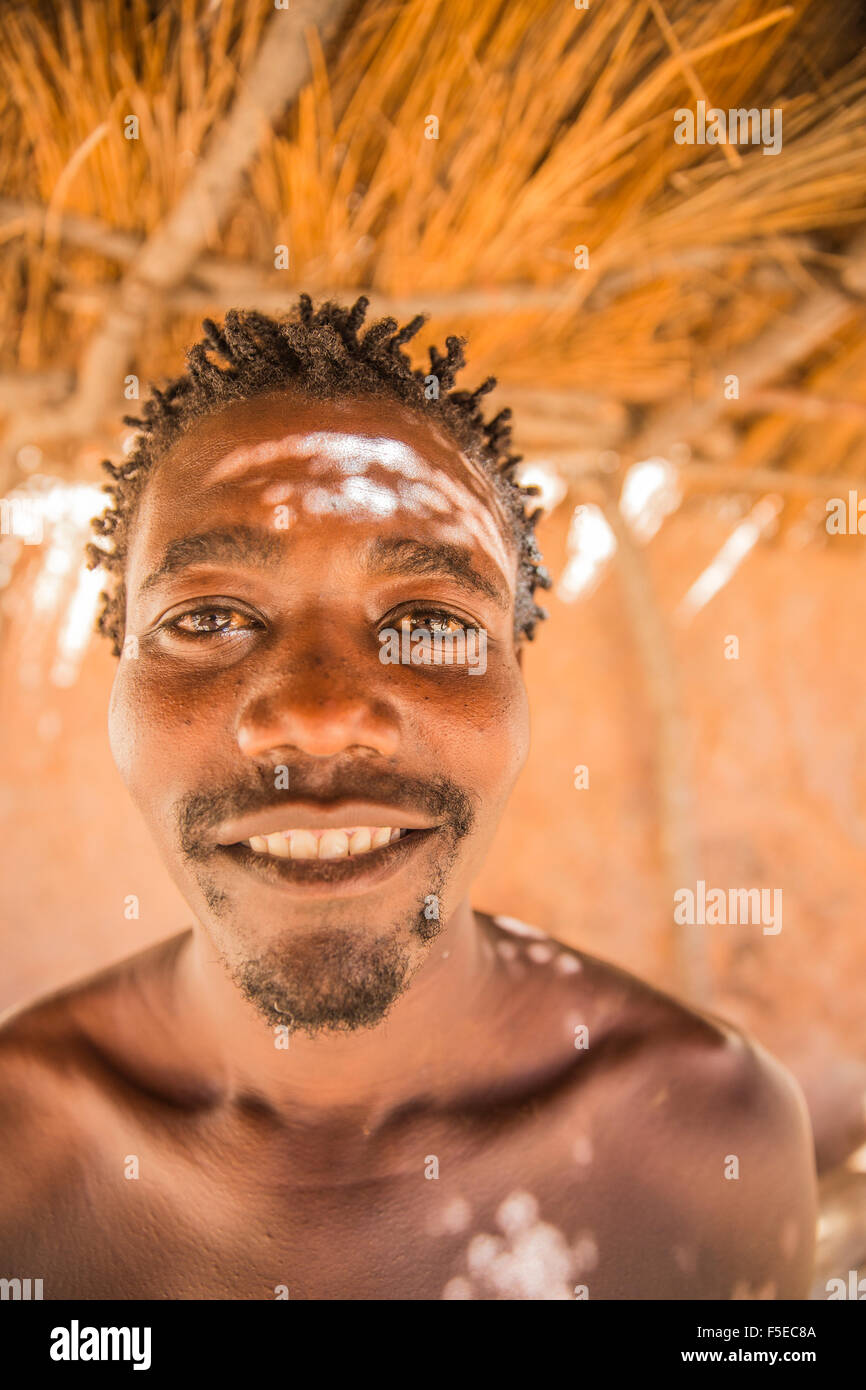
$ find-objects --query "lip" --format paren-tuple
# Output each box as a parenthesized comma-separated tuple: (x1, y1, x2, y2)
(212, 826, 439, 898)
(213, 800, 441, 846)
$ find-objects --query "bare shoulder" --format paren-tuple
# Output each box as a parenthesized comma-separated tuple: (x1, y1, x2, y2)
(0, 983, 105, 1255)
(0, 933, 192, 1209)
(489, 912, 812, 1117)
(486, 914, 817, 1297)
(0, 930, 190, 1064)
(622, 986, 818, 1299)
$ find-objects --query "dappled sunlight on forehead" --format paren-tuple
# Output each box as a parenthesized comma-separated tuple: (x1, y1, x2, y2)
(206, 428, 514, 580)
(209, 430, 482, 490)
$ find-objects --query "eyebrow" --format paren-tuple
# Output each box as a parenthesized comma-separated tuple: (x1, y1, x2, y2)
(364, 537, 509, 608)
(138, 527, 510, 609)
(138, 528, 284, 596)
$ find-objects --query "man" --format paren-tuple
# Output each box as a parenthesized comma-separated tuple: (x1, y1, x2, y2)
(0, 296, 815, 1300)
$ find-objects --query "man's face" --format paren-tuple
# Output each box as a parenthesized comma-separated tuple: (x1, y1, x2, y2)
(109, 390, 529, 1035)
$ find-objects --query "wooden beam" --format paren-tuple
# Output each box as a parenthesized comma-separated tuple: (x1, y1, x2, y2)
(625, 233, 866, 462)
(3, 195, 809, 313)
(630, 290, 859, 461)
(678, 462, 866, 497)
(51, 243, 806, 321)
(0, 0, 353, 485)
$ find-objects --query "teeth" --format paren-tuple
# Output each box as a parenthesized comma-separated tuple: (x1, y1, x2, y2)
(287, 829, 317, 859)
(246, 827, 406, 860)
(318, 830, 349, 859)
(264, 831, 290, 859)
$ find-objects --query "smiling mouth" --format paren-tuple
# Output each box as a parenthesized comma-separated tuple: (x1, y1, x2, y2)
(215, 825, 436, 895)
(247, 826, 408, 860)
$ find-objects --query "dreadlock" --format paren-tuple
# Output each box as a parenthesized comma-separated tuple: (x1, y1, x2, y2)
(86, 294, 552, 656)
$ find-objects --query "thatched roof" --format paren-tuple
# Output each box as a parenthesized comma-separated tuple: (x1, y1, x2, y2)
(0, 0, 864, 523)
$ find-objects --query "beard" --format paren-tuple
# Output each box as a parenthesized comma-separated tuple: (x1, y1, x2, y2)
(172, 761, 471, 1038)
(231, 903, 441, 1037)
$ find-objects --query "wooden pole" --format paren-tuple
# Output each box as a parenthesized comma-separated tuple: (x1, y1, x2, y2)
(594, 477, 710, 1004)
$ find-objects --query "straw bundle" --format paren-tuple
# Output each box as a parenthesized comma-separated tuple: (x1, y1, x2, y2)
(0, 0, 862, 502)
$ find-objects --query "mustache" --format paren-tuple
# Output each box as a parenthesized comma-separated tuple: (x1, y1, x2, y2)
(175, 761, 476, 856)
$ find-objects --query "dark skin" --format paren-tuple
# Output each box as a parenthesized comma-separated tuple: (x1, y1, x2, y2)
(0, 391, 816, 1299)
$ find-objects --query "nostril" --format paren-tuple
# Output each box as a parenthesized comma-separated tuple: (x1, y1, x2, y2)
(236, 698, 401, 761)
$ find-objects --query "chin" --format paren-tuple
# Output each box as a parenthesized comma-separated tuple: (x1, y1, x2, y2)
(230, 922, 419, 1037)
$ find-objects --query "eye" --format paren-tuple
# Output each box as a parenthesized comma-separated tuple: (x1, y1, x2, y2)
(393, 607, 480, 635)
(161, 605, 264, 638)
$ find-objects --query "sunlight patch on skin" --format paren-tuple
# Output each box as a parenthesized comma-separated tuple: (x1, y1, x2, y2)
(554, 952, 582, 974)
(215, 431, 514, 574)
(307, 435, 427, 479)
(442, 1276, 475, 1299)
(467, 1232, 503, 1276)
(494, 915, 548, 940)
(526, 942, 555, 965)
(447, 1190, 577, 1299)
(398, 481, 452, 513)
(572, 1232, 599, 1275)
(572, 1135, 593, 1167)
(261, 466, 509, 568)
(261, 481, 294, 503)
(496, 1191, 539, 1236)
(302, 478, 400, 517)
(426, 1195, 473, 1237)
(210, 432, 425, 482)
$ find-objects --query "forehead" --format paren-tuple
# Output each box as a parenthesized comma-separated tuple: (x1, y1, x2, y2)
(128, 390, 516, 583)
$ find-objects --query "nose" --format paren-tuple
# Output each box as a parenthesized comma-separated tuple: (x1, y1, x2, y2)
(236, 655, 401, 760)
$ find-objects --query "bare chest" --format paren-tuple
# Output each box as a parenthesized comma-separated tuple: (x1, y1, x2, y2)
(37, 1111, 622, 1300)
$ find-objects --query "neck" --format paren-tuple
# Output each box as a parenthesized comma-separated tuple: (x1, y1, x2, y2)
(176, 899, 498, 1127)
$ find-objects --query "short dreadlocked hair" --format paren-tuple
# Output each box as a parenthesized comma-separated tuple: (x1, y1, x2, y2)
(87, 294, 551, 657)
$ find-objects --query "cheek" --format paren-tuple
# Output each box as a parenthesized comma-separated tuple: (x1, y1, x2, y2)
(107, 657, 200, 800)
(481, 674, 530, 799)
(412, 661, 529, 804)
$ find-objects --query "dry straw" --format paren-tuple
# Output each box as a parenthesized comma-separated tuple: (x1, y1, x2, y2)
(0, 0, 863, 499)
